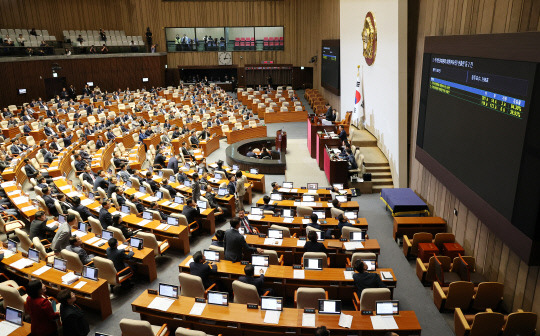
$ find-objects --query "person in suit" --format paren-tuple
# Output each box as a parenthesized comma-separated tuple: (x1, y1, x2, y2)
(306, 213, 333, 239)
(246, 147, 256, 158)
(187, 172, 199, 200)
(337, 214, 354, 237)
(167, 154, 180, 174)
(107, 176, 118, 198)
(57, 289, 90, 336)
(326, 109, 338, 122)
(239, 264, 273, 296)
(235, 171, 247, 210)
(224, 218, 264, 262)
(106, 238, 134, 277)
(118, 164, 131, 183)
(25, 280, 60, 336)
(189, 250, 218, 289)
(304, 229, 328, 253)
(82, 166, 96, 185)
(261, 195, 275, 212)
(182, 198, 200, 224)
(57, 194, 72, 214)
(42, 187, 59, 217)
(171, 127, 181, 139)
(93, 170, 109, 192)
(352, 259, 387, 296)
(99, 200, 114, 230)
(72, 197, 96, 222)
(95, 136, 105, 150)
(324, 104, 332, 120)
(66, 236, 94, 264)
(204, 185, 222, 214)
(74, 154, 87, 172)
(145, 171, 159, 193)
(113, 187, 127, 207)
(22, 121, 32, 135)
(162, 179, 177, 198)
(112, 152, 128, 169)
(238, 209, 257, 235)
(51, 214, 76, 254)
(227, 174, 236, 197)
(129, 195, 145, 214)
(40, 143, 57, 164)
(211, 229, 225, 247)
(23, 158, 39, 179)
(44, 123, 57, 137)
(61, 132, 73, 147)
(153, 149, 166, 169)
(29, 211, 57, 241)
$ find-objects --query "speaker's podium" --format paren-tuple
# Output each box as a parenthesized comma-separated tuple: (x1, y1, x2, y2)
(276, 130, 287, 153)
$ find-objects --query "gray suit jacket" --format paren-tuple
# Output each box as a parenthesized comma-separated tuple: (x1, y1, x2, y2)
(51, 223, 71, 253)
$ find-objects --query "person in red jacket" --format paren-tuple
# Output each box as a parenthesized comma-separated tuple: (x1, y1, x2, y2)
(25, 279, 59, 336)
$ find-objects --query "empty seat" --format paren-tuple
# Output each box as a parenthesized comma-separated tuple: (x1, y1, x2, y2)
(454, 308, 505, 336)
(119, 319, 168, 336)
(433, 281, 475, 312)
(295, 287, 327, 309)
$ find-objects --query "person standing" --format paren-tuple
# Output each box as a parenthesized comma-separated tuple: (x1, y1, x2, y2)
(235, 171, 247, 210)
(191, 173, 201, 201)
(51, 214, 76, 254)
(145, 27, 153, 51)
(25, 280, 59, 336)
(224, 218, 263, 262)
(57, 289, 90, 336)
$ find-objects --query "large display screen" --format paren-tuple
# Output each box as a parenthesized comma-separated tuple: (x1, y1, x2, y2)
(321, 40, 340, 95)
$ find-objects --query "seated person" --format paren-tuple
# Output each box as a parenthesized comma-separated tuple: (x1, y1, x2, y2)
(189, 250, 217, 289)
(261, 195, 275, 212)
(306, 213, 332, 239)
(332, 199, 344, 211)
(239, 264, 273, 296)
(337, 213, 353, 238)
(352, 259, 387, 296)
(211, 229, 225, 247)
(106, 238, 134, 278)
(304, 230, 328, 253)
(66, 236, 94, 264)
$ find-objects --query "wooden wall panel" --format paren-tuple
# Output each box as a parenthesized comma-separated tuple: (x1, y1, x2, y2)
(409, 0, 540, 329)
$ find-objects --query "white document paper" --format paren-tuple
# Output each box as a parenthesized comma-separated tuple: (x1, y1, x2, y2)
(247, 215, 263, 221)
(110, 211, 120, 216)
(134, 192, 146, 198)
(85, 237, 100, 245)
(302, 219, 311, 224)
(370, 316, 398, 330)
(118, 244, 127, 250)
(22, 205, 37, 212)
(293, 270, 305, 279)
(283, 217, 294, 223)
(293, 202, 301, 206)
(81, 199, 94, 206)
(10, 258, 34, 270)
(338, 313, 353, 328)
(93, 239, 106, 247)
(254, 266, 267, 275)
(138, 219, 151, 226)
(12, 196, 29, 205)
(161, 201, 172, 206)
(67, 191, 80, 198)
(7, 191, 21, 196)
(147, 297, 175, 311)
(343, 242, 364, 250)
(0, 320, 20, 336)
(73, 281, 87, 289)
(189, 302, 206, 316)
(264, 310, 281, 324)
(302, 313, 316, 327)
(301, 202, 316, 207)
(59, 185, 71, 191)
(1, 181, 16, 188)
(46, 222, 59, 229)
(343, 271, 354, 280)
(296, 240, 306, 247)
(156, 224, 168, 231)
(72, 231, 86, 238)
(33, 265, 51, 276)
(169, 202, 180, 208)
(145, 196, 158, 202)
(381, 271, 394, 280)
(278, 188, 290, 192)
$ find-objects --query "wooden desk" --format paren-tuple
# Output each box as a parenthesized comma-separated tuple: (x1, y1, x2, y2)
(2, 127, 19, 139)
(208, 162, 266, 193)
(1, 253, 112, 319)
(307, 118, 336, 158)
(54, 177, 190, 253)
(179, 258, 396, 298)
(143, 133, 161, 149)
(393, 217, 447, 242)
(275, 187, 352, 201)
(418, 243, 439, 263)
(2, 184, 39, 221)
(442, 242, 464, 260)
(225, 126, 267, 144)
(316, 134, 342, 170)
(0, 319, 31, 335)
(132, 293, 421, 336)
(115, 131, 136, 149)
(264, 110, 307, 123)
(199, 136, 220, 156)
(324, 147, 349, 185)
(255, 198, 360, 217)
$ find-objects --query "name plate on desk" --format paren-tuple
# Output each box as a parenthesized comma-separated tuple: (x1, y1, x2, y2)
(147, 289, 157, 295)
(247, 303, 258, 309)
(293, 264, 302, 269)
(304, 308, 316, 314)
(195, 297, 206, 303)
(241, 261, 249, 265)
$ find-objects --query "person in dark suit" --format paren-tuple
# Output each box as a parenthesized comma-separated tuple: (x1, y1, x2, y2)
(74, 154, 87, 172)
(57, 289, 90, 336)
(66, 236, 94, 264)
(106, 177, 118, 198)
(42, 187, 59, 217)
(61, 132, 73, 147)
(324, 104, 332, 120)
(29, 211, 57, 240)
(224, 217, 264, 262)
(99, 200, 114, 230)
(191, 173, 201, 201)
(82, 166, 96, 185)
(167, 154, 179, 174)
(304, 230, 328, 253)
(72, 197, 96, 222)
(239, 264, 273, 296)
(189, 250, 217, 289)
(106, 237, 134, 276)
(162, 179, 177, 198)
(211, 230, 225, 247)
(93, 170, 109, 192)
(182, 198, 200, 224)
(261, 195, 275, 212)
(238, 209, 257, 235)
(352, 259, 386, 296)
(112, 152, 128, 169)
(204, 185, 222, 213)
(145, 171, 159, 193)
(24, 158, 39, 179)
(227, 175, 236, 196)
(337, 125, 348, 145)
(337, 214, 354, 238)
(153, 150, 166, 169)
(95, 136, 105, 150)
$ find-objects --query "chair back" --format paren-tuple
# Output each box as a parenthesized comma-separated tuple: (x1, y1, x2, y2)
(142, 182, 154, 196)
(302, 252, 328, 268)
(34, 186, 44, 196)
(472, 282, 504, 311)
(0, 284, 26, 312)
(111, 193, 120, 208)
(342, 226, 364, 240)
(147, 209, 162, 221)
(93, 256, 119, 286)
(208, 245, 224, 260)
(452, 256, 471, 281)
(119, 318, 156, 336)
(61, 249, 84, 273)
(136, 232, 159, 255)
(175, 327, 209, 336)
(32, 237, 49, 262)
(330, 207, 344, 218)
(261, 249, 280, 265)
(88, 217, 102, 236)
(446, 281, 475, 310)
(296, 287, 325, 309)
(296, 206, 313, 217)
(161, 169, 174, 180)
(433, 232, 455, 249)
(126, 201, 140, 216)
(108, 226, 126, 243)
(359, 288, 391, 311)
(36, 196, 50, 216)
(463, 311, 505, 336)
(54, 200, 64, 216)
(269, 224, 291, 238)
(159, 187, 172, 200)
(232, 280, 260, 304)
(350, 252, 377, 267)
(410, 232, 433, 256)
(129, 177, 140, 190)
(305, 225, 321, 237)
(15, 228, 32, 253)
(176, 214, 190, 226)
(179, 273, 206, 298)
(501, 311, 537, 336)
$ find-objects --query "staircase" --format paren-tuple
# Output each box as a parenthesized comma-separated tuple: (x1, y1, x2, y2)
(350, 128, 394, 193)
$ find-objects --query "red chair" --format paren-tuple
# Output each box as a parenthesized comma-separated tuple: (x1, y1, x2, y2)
(235, 37, 240, 42)
(234, 41, 240, 50)
(240, 41, 246, 50)
(279, 36, 284, 41)
(263, 41, 269, 50)
(250, 41, 254, 50)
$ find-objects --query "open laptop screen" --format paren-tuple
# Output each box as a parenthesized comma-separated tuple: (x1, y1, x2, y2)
(158, 283, 179, 299)
(5, 306, 23, 326)
(261, 296, 283, 311)
(207, 291, 228, 306)
(82, 266, 99, 281)
(318, 299, 342, 314)
(304, 258, 323, 270)
(203, 249, 220, 262)
(376, 300, 400, 315)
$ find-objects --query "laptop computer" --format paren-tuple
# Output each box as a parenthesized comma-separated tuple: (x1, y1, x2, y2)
(267, 229, 283, 239)
(7, 239, 17, 253)
(58, 215, 66, 224)
(261, 296, 283, 311)
(376, 300, 400, 315)
(217, 188, 228, 196)
(101, 230, 114, 241)
(126, 180, 133, 188)
(344, 210, 358, 220)
(203, 249, 220, 262)
(130, 237, 144, 250)
(82, 265, 99, 281)
(5, 306, 23, 326)
(315, 231, 325, 241)
(139, 186, 146, 194)
(155, 191, 162, 200)
(252, 254, 269, 274)
(313, 210, 326, 220)
(350, 230, 366, 241)
(282, 208, 294, 218)
(53, 257, 67, 272)
(304, 257, 323, 270)
(174, 196, 184, 204)
(28, 248, 40, 263)
(307, 183, 318, 190)
(169, 175, 176, 183)
(121, 205, 131, 214)
(250, 168, 259, 174)
(335, 195, 347, 203)
(251, 207, 263, 216)
(184, 180, 191, 187)
(78, 222, 88, 233)
(167, 217, 179, 226)
(197, 200, 207, 209)
(270, 193, 282, 201)
(363, 259, 377, 271)
(318, 299, 342, 314)
(333, 183, 344, 190)
(302, 195, 315, 202)
(158, 283, 179, 299)
(142, 211, 153, 220)
(207, 291, 229, 306)
(214, 172, 222, 180)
